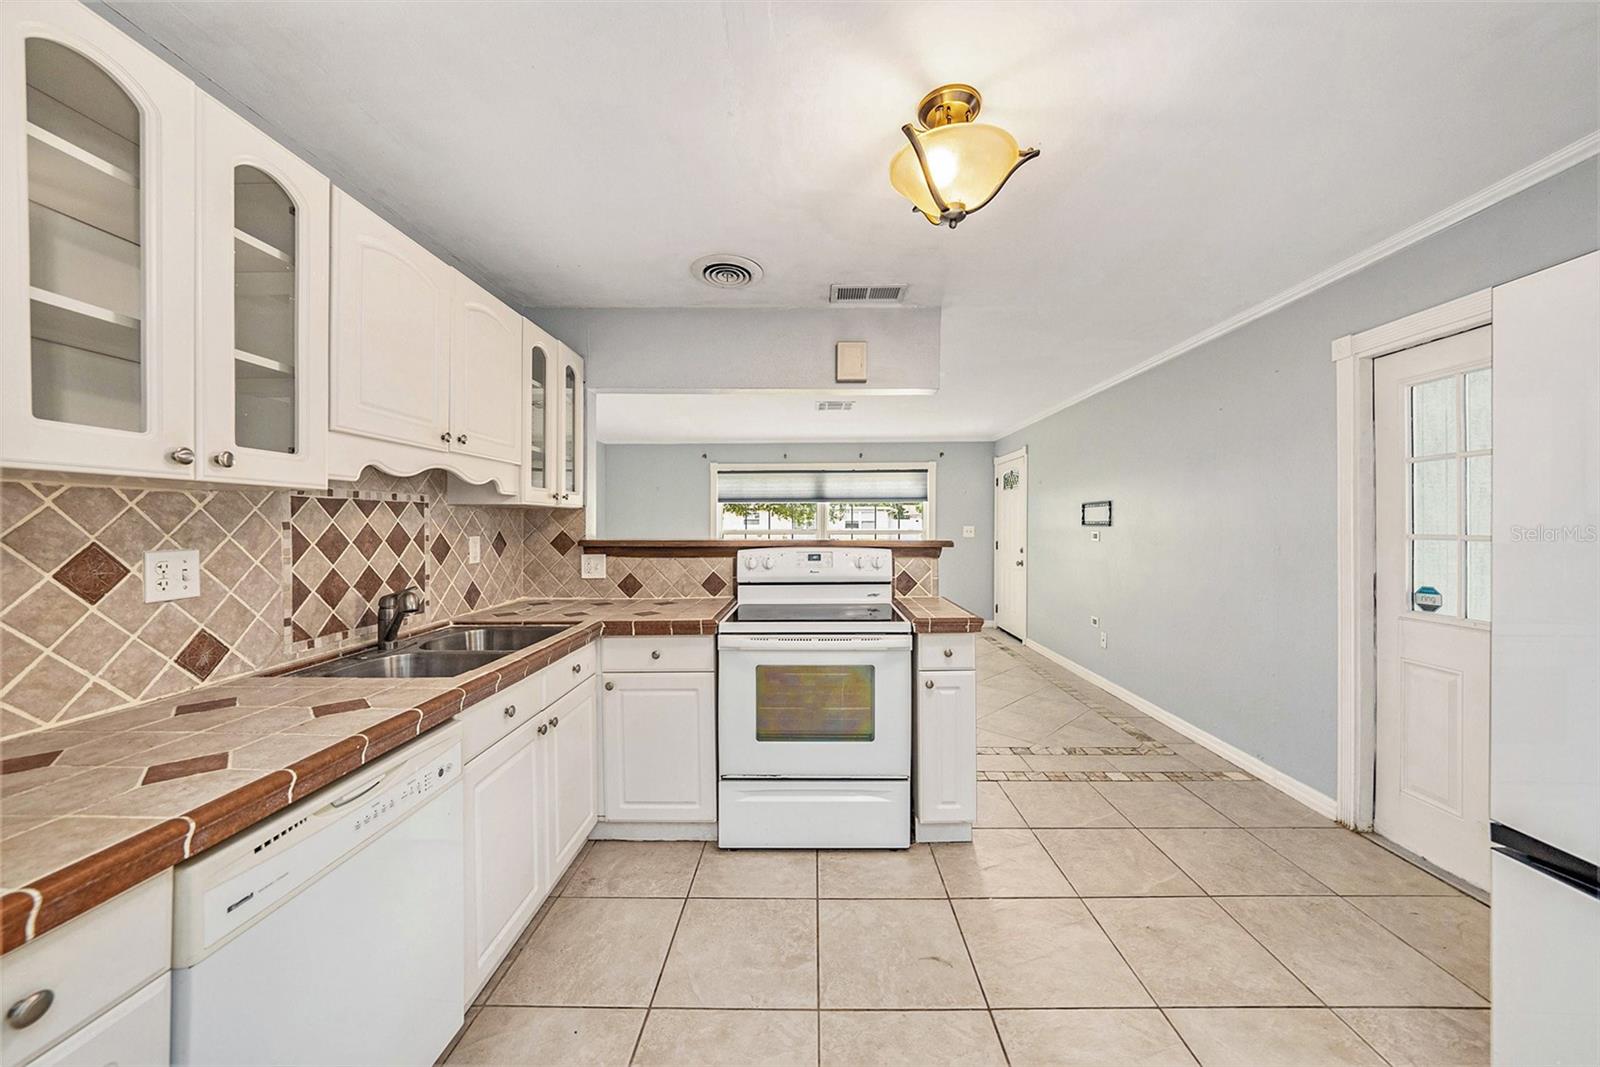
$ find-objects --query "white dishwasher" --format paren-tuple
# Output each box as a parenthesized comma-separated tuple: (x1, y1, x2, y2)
(171, 723, 464, 1067)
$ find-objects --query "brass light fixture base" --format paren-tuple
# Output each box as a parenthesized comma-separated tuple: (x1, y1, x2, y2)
(916, 84, 981, 129)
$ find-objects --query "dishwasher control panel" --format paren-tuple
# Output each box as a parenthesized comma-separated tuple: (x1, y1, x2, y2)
(173, 729, 462, 962)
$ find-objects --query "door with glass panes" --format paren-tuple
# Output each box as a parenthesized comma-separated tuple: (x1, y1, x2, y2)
(1374, 325, 1492, 889)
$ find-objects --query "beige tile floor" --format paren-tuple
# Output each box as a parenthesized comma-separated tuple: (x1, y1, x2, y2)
(443, 632, 1490, 1067)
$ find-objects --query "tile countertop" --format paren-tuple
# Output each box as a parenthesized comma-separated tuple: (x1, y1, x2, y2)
(0, 597, 730, 955)
(895, 596, 986, 634)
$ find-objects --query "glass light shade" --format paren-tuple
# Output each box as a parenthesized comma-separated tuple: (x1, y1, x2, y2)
(889, 122, 1023, 222)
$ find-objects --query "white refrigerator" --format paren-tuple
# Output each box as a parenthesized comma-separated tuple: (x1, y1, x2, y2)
(1489, 250, 1600, 1066)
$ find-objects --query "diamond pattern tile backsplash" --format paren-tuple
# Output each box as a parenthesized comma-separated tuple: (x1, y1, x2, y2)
(1, 465, 937, 738)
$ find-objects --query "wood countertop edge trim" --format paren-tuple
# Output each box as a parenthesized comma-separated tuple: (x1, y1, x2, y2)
(0, 622, 608, 955)
(579, 539, 954, 558)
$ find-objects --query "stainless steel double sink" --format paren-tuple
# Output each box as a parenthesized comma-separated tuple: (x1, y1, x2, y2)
(289, 625, 568, 679)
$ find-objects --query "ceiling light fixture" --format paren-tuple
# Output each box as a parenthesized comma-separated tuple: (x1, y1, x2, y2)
(889, 84, 1039, 229)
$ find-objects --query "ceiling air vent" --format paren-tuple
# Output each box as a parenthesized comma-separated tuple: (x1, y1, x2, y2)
(691, 253, 763, 290)
(816, 400, 855, 412)
(830, 284, 907, 304)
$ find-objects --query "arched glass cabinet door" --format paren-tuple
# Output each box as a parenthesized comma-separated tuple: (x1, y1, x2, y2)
(529, 344, 549, 495)
(197, 93, 329, 488)
(2, 3, 197, 477)
(563, 364, 578, 498)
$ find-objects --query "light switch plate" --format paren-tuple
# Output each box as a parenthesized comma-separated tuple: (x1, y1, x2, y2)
(144, 549, 200, 603)
(961, 525, 976, 538)
(581, 553, 607, 579)
(835, 340, 868, 383)
(1090, 616, 1099, 628)
(468, 535, 481, 564)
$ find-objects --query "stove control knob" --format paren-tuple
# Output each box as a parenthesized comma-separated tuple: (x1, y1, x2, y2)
(743, 557, 756, 570)
(853, 557, 865, 569)
(761, 557, 776, 570)
(871, 557, 884, 570)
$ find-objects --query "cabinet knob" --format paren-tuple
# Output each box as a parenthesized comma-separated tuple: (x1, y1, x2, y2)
(212, 450, 235, 468)
(537, 723, 549, 735)
(456, 434, 467, 445)
(604, 681, 615, 691)
(6, 990, 53, 1029)
(440, 432, 452, 443)
(925, 679, 935, 689)
(549, 716, 560, 728)
(650, 650, 661, 660)
(572, 663, 582, 674)
(943, 648, 954, 658)
(504, 705, 517, 719)
(167, 447, 195, 466)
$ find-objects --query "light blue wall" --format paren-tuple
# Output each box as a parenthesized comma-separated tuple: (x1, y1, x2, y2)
(996, 160, 1599, 796)
(598, 442, 995, 616)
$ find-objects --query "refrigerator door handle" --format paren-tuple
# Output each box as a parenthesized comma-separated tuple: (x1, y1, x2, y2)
(1492, 822, 1600, 898)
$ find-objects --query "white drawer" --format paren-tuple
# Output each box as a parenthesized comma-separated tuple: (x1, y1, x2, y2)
(601, 636, 715, 673)
(28, 973, 169, 1067)
(1, 872, 172, 1067)
(461, 673, 541, 764)
(917, 633, 976, 671)
(545, 642, 597, 704)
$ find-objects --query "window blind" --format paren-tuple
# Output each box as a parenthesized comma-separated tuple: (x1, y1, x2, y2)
(716, 468, 929, 504)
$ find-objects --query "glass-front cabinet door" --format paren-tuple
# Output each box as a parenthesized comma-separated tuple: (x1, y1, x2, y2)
(1, 2, 197, 476)
(197, 94, 329, 488)
(520, 319, 562, 505)
(556, 342, 585, 507)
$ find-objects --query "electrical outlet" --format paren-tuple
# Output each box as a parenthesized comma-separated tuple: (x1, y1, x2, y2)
(1089, 615, 1099, 628)
(468, 535, 481, 565)
(580, 553, 607, 579)
(961, 525, 976, 538)
(1099, 630, 1108, 650)
(1090, 530, 1101, 542)
(144, 549, 200, 603)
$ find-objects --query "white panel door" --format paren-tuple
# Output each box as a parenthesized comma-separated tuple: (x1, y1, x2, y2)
(916, 669, 977, 825)
(1, 1, 197, 478)
(449, 274, 521, 463)
(994, 450, 1028, 638)
(462, 719, 544, 1006)
(196, 93, 329, 489)
(600, 672, 716, 823)
(542, 678, 598, 880)
(521, 319, 562, 505)
(1489, 251, 1600, 863)
(1375, 326, 1492, 888)
(329, 189, 452, 450)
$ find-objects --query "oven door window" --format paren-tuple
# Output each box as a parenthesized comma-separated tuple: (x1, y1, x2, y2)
(755, 665, 875, 741)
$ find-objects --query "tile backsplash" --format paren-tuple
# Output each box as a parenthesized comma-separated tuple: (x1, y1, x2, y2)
(1, 467, 938, 737)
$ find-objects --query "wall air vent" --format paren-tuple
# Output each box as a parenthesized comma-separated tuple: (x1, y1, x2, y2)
(830, 284, 908, 304)
(815, 400, 855, 412)
(691, 253, 763, 289)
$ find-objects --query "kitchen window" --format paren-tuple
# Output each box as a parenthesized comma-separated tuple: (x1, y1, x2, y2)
(711, 464, 934, 540)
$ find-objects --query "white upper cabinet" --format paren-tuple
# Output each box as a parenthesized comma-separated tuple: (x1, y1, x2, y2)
(521, 319, 561, 506)
(330, 189, 453, 452)
(556, 342, 586, 508)
(1, 0, 197, 477)
(197, 94, 329, 489)
(449, 274, 521, 464)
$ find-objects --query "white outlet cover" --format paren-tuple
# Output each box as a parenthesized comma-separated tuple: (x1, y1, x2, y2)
(1099, 631, 1108, 649)
(1090, 616, 1099, 627)
(580, 553, 607, 579)
(144, 549, 200, 603)
(961, 525, 976, 538)
(468, 535, 481, 564)
(1090, 530, 1101, 542)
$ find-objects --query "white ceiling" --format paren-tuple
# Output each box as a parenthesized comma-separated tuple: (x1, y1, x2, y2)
(105, 1, 1598, 442)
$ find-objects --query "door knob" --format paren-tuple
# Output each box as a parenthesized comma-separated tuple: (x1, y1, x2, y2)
(6, 990, 52, 1029)
(212, 450, 235, 468)
(167, 447, 195, 465)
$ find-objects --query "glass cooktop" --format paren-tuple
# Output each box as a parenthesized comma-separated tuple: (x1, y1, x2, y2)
(730, 603, 896, 623)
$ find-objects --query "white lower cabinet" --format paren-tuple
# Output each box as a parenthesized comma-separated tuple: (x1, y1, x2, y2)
(462, 715, 545, 1005)
(461, 675, 597, 1006)
(29, 973, 169, 1067)
(915, 664, 977, 840)
(600, 672, 717, 825)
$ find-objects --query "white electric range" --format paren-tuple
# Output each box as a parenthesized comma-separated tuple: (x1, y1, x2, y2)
(717, 547, 912, 849)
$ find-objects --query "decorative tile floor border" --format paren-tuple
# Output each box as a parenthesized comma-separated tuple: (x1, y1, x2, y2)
(978, 769, 1256, 782)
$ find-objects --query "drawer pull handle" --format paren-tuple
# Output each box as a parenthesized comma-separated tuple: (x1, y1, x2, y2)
(943, 648, 954, 658)
(167, 447, 195, 466)
(7, 990, 53, 1029)
(549, 716, 560, 728)
(572, 663, 582, 674)
(925, 679, 935, 689)
(537, 723, 549, 735)
(504, 705, 517, 719)
(604, 681, 615, 691)
(650, 650, 661, 660)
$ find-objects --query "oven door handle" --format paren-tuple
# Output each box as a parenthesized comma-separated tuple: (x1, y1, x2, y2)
(718, 634, 912, 652)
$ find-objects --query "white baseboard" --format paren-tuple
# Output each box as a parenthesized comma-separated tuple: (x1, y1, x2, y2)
(1022, 638, 1339, 821)
(590, 821, 717, 841)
